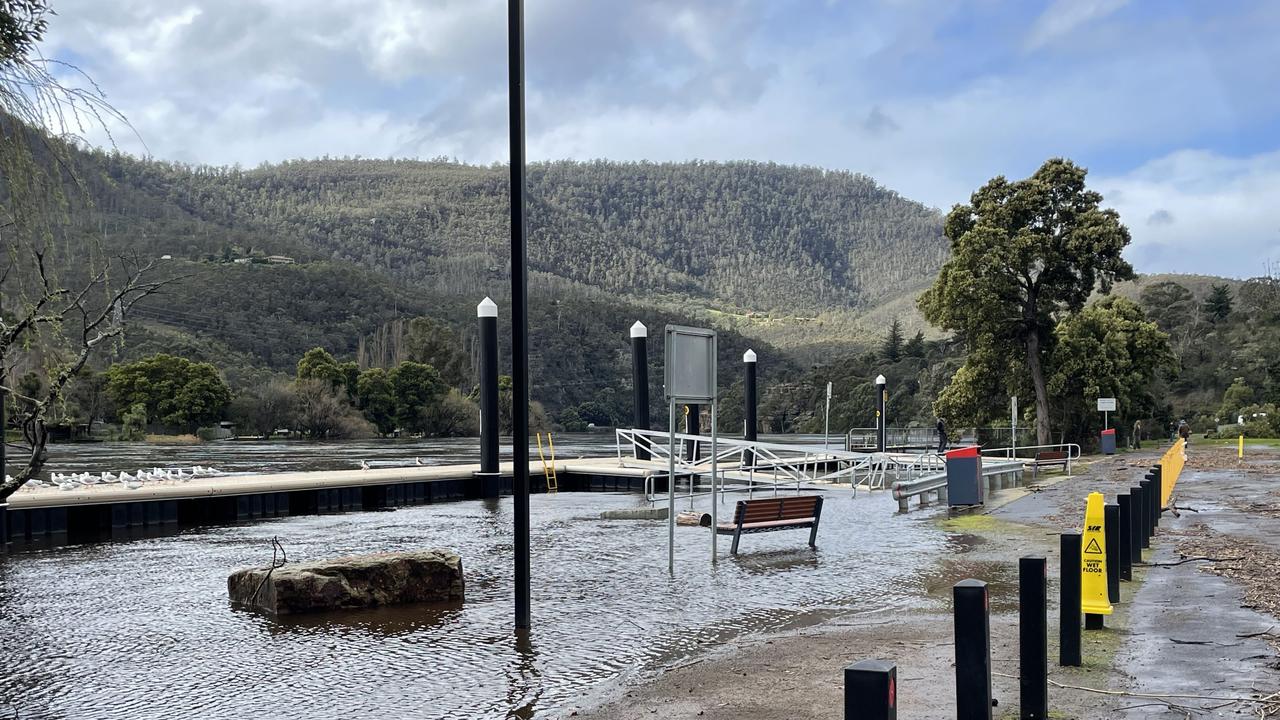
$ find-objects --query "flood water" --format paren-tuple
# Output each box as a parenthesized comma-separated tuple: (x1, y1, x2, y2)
(0, 434, 956, 719)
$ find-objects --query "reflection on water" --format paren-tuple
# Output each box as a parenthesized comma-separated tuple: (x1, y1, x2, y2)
(0, 435, 956, 719)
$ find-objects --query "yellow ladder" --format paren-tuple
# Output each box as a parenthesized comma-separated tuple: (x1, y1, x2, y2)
(536, 432, 559, 493)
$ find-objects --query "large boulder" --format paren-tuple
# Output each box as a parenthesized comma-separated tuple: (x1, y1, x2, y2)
(228, 550, 463, 615)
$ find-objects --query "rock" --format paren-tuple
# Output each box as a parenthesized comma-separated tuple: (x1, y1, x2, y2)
(676, 511, 712, 527)
(600, 507, 669, 520)
(228, 549, 463, 615)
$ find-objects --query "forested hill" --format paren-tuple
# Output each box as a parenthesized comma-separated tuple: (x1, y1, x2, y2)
(92, 155, 948, 314)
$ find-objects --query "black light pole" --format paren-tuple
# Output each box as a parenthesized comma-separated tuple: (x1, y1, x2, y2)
(744, 349, 757, 467)
(507, 0, 531, 631)
(875, 374, 887, 453)
(478, 298, 499, 477)
(631, 321, 650, 461)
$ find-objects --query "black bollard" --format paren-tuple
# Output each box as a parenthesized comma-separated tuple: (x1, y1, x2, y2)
(875, 375, 887, 453)
(1117, 494, 1133, 581)
(685, 403, 701, 461)
(954, 579, 993, 720)
(1104, 504, 1120, 604)
(1059, 533, 1082, 667)
(1150, 465, 1163, 528)
(630, 321, 650, 461)
(845, 659, 897, 720)
(1129, 486, 1145, 562)
(1138, 480, 1152, 549)
(1019, 557, 1048, 719)
(478, 297, 500, 481)
(744, 349, 758, 468)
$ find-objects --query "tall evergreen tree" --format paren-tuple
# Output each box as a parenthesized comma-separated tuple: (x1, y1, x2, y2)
(1203, 283, 1233, 322)
(882, 318, 904, 361)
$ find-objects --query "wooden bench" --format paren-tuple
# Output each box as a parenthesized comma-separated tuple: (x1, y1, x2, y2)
(1024, 450, 1069, 480)
(715, 495, 824, 554)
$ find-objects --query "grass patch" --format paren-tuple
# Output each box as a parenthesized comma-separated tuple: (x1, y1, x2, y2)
(1200, 436, 1280, 448)
(937, 513, 1004, 532)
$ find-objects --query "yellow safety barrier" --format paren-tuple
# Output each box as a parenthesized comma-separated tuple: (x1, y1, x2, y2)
(1080, 491, 1112, 617)
(1158, 439, 1186, 507)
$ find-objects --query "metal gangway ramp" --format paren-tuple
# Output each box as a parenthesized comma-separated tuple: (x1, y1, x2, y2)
(615, 428, 947, 502)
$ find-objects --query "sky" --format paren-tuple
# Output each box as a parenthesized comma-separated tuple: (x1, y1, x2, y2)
(36, 0, 1280, 278)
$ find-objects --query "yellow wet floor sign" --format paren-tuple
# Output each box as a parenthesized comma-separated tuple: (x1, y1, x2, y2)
(1081, 491, 1113, 616)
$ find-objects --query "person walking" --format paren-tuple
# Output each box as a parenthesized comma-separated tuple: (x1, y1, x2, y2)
(1132, 419, 1142, 450)
(1178, 419, 1191, 450)
(936, 417, 947, 455)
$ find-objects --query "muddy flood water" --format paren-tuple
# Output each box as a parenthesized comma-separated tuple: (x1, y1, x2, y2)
(0, 435, 960, 719)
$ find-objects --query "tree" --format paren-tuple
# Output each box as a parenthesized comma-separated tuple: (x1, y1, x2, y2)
(1138, 281, 1196, 330)
(1203, 283, 1233, 323)
(292, 378, 372, 439)
(420, 389, 479, 437)
(228, 379, 296, 438)
(389, 361, 446, 433)
(355, 367, 396, 435)
(296, 347, 344, 387)
(881, 317, 903, 362)
(0, 1, 166, 500)
(403, 316, 468, 388)
(1218, 377, 1254, 423)
(105, 354, 232, 431)
(903, 330, 926, 358)
(919, 158, 1135, 444)
(1046, 297, 1174, 441)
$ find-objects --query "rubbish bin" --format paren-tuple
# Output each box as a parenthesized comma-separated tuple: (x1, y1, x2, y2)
(946, 446, 984, 506)
(1100, 428, 1117, 455)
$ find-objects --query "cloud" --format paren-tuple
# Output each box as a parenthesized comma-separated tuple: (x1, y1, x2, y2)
(1098, 149, 1280, 278)
(1025, 0, 1129, 51)
(28, 0, 1280, 277)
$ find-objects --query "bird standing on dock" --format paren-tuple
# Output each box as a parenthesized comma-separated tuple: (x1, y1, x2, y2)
(415, 457, 424, 466)
(361, 460, 371, 471)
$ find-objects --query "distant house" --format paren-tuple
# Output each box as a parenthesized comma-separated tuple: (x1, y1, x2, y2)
(266, 255, 296, 265)
(233, 258, 252, 264)
(160, 254, 173, 260)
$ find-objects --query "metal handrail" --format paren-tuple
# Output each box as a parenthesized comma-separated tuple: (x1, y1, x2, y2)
(981, 443, 1082, 460)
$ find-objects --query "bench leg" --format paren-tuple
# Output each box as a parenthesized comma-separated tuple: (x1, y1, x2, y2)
(731, 528, 741, 554)
(809, 522, 819, 548)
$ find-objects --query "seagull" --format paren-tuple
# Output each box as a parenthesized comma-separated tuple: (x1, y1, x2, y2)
(125, 481, 143, 490)
(101, 472, 118, 483)
(52, 472, 67, 483)
(58, 481, 80, 491)
(415, 457, 424, 466)
(360, 460, 371, 471)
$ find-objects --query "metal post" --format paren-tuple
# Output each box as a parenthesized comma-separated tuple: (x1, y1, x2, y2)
(1129, 485, 1144, 563)
(1104, 504, 1120, 604)
(954, 579, 993, 720)
(845, 659, 897, 720)
(478, 298, 499, 477)
(1117, 494, 1133, 581)
(1138, 480, 1152, 549)
(1019, 556, 1048, 720)
(875, 375, 887, 453)
(1150, 465, 1162, 528)
(710, 401, 718, 561)
(507, 0, 531, 631)
(631, 322, 650, 461)
(1011, 396, 1018, 460)
(668, 400, 676, 575)
(744, 349, 757, 467)
(1059, 532, 1082, 667)
(824, 380, 832, 451)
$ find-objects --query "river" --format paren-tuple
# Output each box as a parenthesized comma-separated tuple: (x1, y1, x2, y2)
(0, 433, 956, 719)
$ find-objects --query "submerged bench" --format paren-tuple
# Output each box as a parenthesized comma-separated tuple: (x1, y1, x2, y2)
(715, 495, 824, 554)
(1024, 450, 1070, 479)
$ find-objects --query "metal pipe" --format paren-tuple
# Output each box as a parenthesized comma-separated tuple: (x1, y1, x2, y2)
(744, 349, 757, 468)
(507, 0, 531, 631)
(875, 375, 887, 453)
(668, 400, 676, 575)
(478, 298, 499, 476)
(631, 322, 650, 461)
(710, 401, 718, 561)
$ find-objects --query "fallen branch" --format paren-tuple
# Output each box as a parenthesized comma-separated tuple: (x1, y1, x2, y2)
(1150, 556, 1241, 567)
